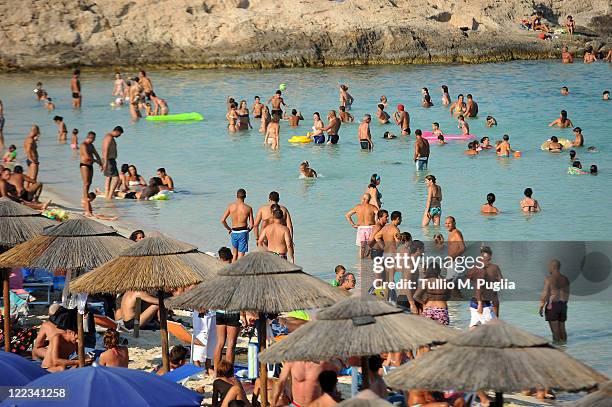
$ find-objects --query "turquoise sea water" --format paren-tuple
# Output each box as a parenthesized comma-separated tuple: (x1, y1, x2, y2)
(1, 61, 611, 384)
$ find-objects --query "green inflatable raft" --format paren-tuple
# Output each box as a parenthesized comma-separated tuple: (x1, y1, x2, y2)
(146, 112, 203, 122)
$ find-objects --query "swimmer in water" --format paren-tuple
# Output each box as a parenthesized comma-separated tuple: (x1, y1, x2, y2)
(338, 105, 354, 123)
(449, 94, 466, 116)
(3, 145, 17, 163)
(560, 86, 569, 95)
(480, 136, 492, 149)
(260, 105, 271, 134)
(465, 141, 479, 156)
(70, 129, 78, 150)
(227, 102, 238, 133)
(53, 116, 67, 143)
(237, 100, 252, 130)
(379, 95, 388, 108)
(112, 73, 126, 98)
(520, 188, 540, 213)
(421, 88, 433, 107)
(569, 160, 588, 174)
(264, 115, 280, 149)
(548, 110, 573, 128)
(437, 135, 447, 145)
(486, 116, 497, 127)
(252, 96, 263, 119)
(382, 131, 396, 139)
(358, 114, 373, 150)
(603, 90, 610, 100)
(496, 134, 513, 157)
(457, 115, 470, 135)
(299, 161, 317, 178)
(287, 109, 304, 127)
(441, 85, 451, 105)
(590, 165, 598, 174)
(45, 98, 55, 111)
(572, 127, 584, 147)
(322, 110, 341, 145)
(393, 104, 410, 136)
(481, 193, 499, 214)
(150, 92, 168, 115)
(422, 174, 442, 226)
(145, 102, 154, 116)
(583, 47, 597, 64)
(548, 136, 563, 152)
(376, 104, 390, 124)
(464, 94, 478, 117)
(569, 150, 577, 162)
(267, 90, 286, 119)
(339, 84, 354, 110)
(311, 112, 325, 144)
(431, 122, 443, 137)
(561, 45, 574, 63)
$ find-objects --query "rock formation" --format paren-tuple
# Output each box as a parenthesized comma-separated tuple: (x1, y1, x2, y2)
(0, 0, 610, 70)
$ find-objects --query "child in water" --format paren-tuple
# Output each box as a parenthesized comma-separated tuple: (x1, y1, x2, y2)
(431, 122, 443, 137)
(437, 135, 447, 145)
(70, 129, 79, 150)
(486, 116, 497, 127)
(299, 161, 317, 178)
(3, 145, 17, 163)
(480, 136, 492, 149)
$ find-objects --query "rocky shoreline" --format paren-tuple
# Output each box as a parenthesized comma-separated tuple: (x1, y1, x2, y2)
(1, 0, 610, 71)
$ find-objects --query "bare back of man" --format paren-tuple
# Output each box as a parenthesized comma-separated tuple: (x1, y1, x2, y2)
(41, 331, 79, 372)
(120, 291, 160, 329)
(33, 321, 65, 360)
(255, 204, 292, 239)
(259, 221, 293, 262)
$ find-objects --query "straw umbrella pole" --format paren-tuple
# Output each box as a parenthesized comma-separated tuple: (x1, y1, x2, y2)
(385, 319, 608, 406)
(259, 295, 457, 387)
(166, 251, 347, 406)
(0, 198, 56, 352)
(0, 216, 132, 364)
(572, 381, 612, 407)
(70, 234, 219, 372)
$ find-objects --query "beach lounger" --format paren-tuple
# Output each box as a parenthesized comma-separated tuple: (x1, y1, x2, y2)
(167, 321, 204, 347)
(161, 363, 204, 384)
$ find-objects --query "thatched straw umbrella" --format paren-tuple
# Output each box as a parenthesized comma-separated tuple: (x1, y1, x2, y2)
(385, 319, 608, 406)
(337, 390, 394, 407)
(572, 381, 612, 407)
(0, 216, 132, 363)
(0, 197, 56, 352)
(260, 295, 456, 388)
(70, 234, 220, 372)
(165, 251, 346, 406)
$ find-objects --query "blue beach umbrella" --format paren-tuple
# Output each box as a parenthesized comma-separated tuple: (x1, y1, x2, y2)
(0, 366, 203, 407)
(0, 352, 48, 387)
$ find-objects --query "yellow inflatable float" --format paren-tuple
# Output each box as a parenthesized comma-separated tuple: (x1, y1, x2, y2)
(541, 137, 573, 151)
(288, 135, 313, 144)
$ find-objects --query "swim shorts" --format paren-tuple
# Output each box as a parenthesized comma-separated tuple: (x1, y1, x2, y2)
(545, 301, 567, 322)
(469, 299, 496, 327)
(230, 229, 249, 253)
(355, 225, 373, 246)
(103, 158, 119, 177)
(271, 109, 282, 118)
(313, 135, 325, 144)
(429, 207, 441, 217)
(216, 311, 241, 327)
(25, 159, 38, 167)
(124, 191, 137, 199)
(328, 134, 339, 144)
(422, 306, 449, 325)
(416, 157, 428, 171)
(360, 140, 371, 150)
(72, 92, 80, 99)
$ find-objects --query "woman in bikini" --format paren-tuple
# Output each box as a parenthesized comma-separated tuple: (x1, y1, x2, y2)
(520, 187, 541, 212)
(112, 73, 126, 98)
(441, 85, 451, 105)
(310, 112, 326, 144)
(449, 94, 466, 116)
(422, 174, 442, 226)
(366, 174, 382, 209)
(227, 103, 238, 132)
(126, 165, 146, 188)
(414, 262, 451, 325)
(259, 105, 271, 134)
(236, 100, 252, 131)
(98, 329, 129, 367)
(548, 110, 573, 128)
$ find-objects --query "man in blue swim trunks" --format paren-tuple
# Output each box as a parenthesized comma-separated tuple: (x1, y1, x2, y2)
(221, 188, 254, 261)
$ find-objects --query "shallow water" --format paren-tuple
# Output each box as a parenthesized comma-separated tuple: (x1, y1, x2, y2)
(1, 61, 611, 382)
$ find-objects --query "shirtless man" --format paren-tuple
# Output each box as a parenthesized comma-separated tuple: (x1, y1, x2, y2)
(32, 304, 64, 360)
(80, 131, 102, 213)
(464, 94, 478, 117)
(252, 96, 264, 118)
(561, 46, 574, 63)
(53, 115, 67, 142)
(374, 211, 402, 290)
(393, 104, 410, 136)
(267, 90, 286, 119)
(496, 134, 513, 157)
(129, 78, 143, 119)
(368, 209, 388, 259)
(258, 209, 294, 262)
(338, 106, 354, 123)
(287, 109, 304, 127)
(70, 69, 81, 108)
(272, 360, 340, 407)
(9, 165, 43, 202)
(322, 110, 341, 144)
(345, 193, 378, 258)
(445, 216, 465, 280)
(539, 259, 570, 343)
(358, 114, 373, 150)
(23, 124, 40, 182)
(156, 168, 174, 190)
(583, 48, 597, 64)
(102, 126, 123, 199)
(414, 130, 430, 171)
(375, 104, 390, 124)
(309, 371, 339, 407)
(466, 246, 502, 327)
(254, 191, 293, 242)
(119, 290, 160, 330)
(571, 127, 584, 147)
(221, 188, 254, 261)
(139, 70, 154, 99)
(41, 329, 80, 372)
